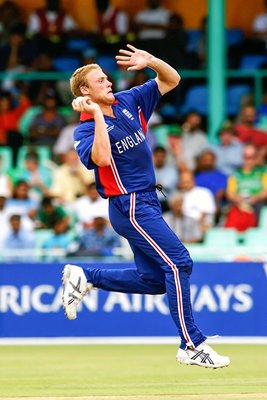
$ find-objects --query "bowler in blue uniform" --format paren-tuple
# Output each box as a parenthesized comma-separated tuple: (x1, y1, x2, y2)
(62, 44, 230, 369)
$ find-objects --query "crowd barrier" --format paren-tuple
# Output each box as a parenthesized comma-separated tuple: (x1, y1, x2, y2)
(0, 261, 266, 338)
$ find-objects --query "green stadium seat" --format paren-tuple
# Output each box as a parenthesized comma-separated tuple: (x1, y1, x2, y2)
(204, 227, 239, 247)
(243, 228, 267, 247)
(0, 147, 13, 172)
(16, 146, 52, 169)
(259, 207, 267, 228)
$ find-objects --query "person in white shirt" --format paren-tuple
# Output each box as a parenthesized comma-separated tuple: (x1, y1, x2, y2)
(178, 170, 216, 231)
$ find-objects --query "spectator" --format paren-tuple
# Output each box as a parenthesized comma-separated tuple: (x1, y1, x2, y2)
(50, 149, 94, 203)
(35, 196, 69, 230)
(29, 88, 66, 148)
(72, 214, 121, 257)
(153, 145, 178, 211)
(71, 182, 108, 230)
(134, 0, 171, 55)
(0, 1, 22, 41)
(178, 111, 208, 171)
(235, 104, 267, 147)
(53, 113, 80, 161)
(164, 13, 190, 69)
(178, 170, 216, 232)
(6, 180, 38, 221)
(42, 217, 73, 256)
(194, 149, 228, 223)
(0, 154, 12, 197)
(27, 53, 56, 103)
(0, 22, 39, 75)
(27, 0, 78, 56)
(1, 214, 35, 260)
(15, 150, 52, 202)
(212, 123, 244, 176)
(225, 144, 267, 231)
(251, 0, 267, 51)
(0, 90, 30, 164)
(163, 191, 204, 243)
(94, 0, 129, 53)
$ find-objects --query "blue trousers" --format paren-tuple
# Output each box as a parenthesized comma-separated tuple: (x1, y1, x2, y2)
(83, 190, 206, 349)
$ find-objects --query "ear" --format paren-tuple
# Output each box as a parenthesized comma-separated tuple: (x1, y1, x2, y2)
(80, 85, 90, 95)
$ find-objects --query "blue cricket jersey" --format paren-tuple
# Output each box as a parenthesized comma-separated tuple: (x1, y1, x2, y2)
(73, 79, 161, 198)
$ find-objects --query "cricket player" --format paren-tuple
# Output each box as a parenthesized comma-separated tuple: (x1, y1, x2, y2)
(62, 44, 230, 369)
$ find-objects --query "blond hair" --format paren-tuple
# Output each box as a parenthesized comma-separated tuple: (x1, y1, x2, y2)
(70, 64, 101, 97)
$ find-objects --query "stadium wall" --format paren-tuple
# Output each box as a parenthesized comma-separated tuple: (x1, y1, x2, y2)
(0, 261, 266, 341)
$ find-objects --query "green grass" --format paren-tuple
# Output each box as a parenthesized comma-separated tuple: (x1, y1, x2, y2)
(0, 344, 266, 399)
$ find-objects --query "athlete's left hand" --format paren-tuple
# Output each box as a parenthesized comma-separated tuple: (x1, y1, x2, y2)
(115, 44, 153, 71)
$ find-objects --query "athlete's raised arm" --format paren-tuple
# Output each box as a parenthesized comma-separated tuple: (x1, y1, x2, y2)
(115, 44, 180, 95)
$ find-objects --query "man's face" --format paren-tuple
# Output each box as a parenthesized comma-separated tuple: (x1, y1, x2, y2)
(241, 106, 256, 125)
(84, 68, 114, 105)
(179, 172, 195, 192)
(153, 149, 166, 168)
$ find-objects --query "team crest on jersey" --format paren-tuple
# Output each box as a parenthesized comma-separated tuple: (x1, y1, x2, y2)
(122, 109, 134, 120)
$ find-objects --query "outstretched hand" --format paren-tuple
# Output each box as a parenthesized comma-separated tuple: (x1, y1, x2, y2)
(115, 44, 153, 71)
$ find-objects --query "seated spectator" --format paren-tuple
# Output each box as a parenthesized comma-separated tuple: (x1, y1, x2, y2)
(0, 155, 12, 197)
(1, 214, 35, 260)
(94, 0, 129, 53)
(70, 182, 108, 230)
(163, 13, 191, 69)
(72, 214, 121, 257)
(195, 149, 228, 222)
(50, 149, 94, 203)
(0, 22, 39, 75)
(134, 0, 171, 55)
(178, 170, 216, 232)
(14, 150, 52, 202)
(153, 146, 178, 211)
(235, 104, 267, 147)
(53, 113, 80, 162)
(0, 90, 30, 164)
(225, 144, 267, 231)
(42, 217, 73, 257)
(6, 180, 38, 221)
(212, 122, 244, 176)
(251, 0, 267, 52)
(35, 196, 69, 230)
(163, 191, 204, 243)
(29, 89, 66, 149)
(27, 0, 78, 56)
(178, 112, 208, 171)
(0, 1, 23, 41)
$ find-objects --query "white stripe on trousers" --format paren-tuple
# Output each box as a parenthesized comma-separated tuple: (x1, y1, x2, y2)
(129, 192, 194, 348)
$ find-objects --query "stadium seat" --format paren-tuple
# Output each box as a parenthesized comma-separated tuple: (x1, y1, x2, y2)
(243, 227, 267, 247)
(180, 85, 208, 115)
(53, 56, 81, 72)
(186, 30, 202, 52)
(240, 55, 267, 70)
(204, 227, 239, 247)
(259, 207, 267, 228)
(66, 38, 93, 51)
(0, 147, 13, 172)
(226, 28, 244, 46)
(96, 55, 118, 74)
(16, 146, 51, 169)
(226, 84, 251, 115)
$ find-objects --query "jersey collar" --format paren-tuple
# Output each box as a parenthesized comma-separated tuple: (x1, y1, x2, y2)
(80, 99, 118, 121)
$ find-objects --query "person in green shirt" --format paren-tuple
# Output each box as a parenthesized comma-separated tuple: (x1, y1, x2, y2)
(35, 196, 69, 230)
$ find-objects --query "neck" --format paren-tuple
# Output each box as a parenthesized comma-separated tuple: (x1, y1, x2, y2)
(100, 104, 114, 117)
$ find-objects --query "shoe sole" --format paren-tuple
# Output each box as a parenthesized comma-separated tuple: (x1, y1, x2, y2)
(177, 357, 230, 369)
(62, 264, 76, 320)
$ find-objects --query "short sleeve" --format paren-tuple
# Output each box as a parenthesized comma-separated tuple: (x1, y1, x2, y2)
(127, 79, 161, 122)
(73, 122, 96, 170)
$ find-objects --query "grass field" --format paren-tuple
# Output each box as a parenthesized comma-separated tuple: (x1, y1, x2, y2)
(0, 344, 266, 400)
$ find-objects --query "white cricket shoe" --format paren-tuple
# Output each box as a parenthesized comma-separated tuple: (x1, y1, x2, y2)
(176, 341, 230, 369)
(62, 264, 92, 320)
